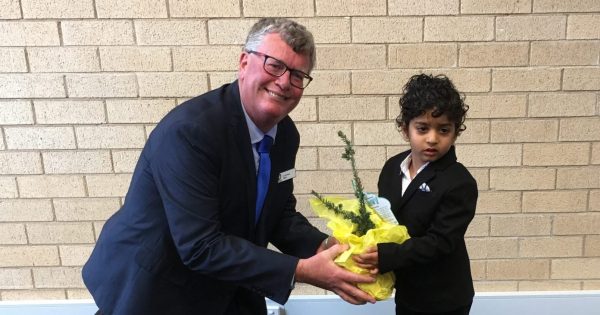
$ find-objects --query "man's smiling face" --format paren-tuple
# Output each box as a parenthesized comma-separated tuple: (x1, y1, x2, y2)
(238, 33, 310, 132)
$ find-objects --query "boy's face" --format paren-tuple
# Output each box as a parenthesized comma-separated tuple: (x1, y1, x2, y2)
(403, 109, 457, 169)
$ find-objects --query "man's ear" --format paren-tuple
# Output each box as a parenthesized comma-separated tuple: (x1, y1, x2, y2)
(238, 51, 249, 77)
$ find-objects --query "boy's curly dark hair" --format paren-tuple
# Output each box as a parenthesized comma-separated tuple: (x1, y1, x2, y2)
(395, 74, 468, 136)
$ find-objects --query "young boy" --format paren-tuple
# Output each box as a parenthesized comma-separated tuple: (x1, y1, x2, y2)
(355, 73, 478, 315)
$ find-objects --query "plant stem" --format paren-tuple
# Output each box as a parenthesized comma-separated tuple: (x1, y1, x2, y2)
(338, 131, 374, 235)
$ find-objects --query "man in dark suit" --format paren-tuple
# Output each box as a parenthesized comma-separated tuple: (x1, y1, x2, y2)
(82, 18, 375, 315)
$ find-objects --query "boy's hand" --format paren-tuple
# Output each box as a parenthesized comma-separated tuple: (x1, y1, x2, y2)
(353, 246, 379, 275)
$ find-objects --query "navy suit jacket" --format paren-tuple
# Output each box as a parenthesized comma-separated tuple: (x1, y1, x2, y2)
(82, 81, 327, 315)
(377, 146, 477, 313)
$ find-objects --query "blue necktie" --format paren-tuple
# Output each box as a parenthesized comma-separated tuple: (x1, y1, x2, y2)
(255, 135, 273, 224)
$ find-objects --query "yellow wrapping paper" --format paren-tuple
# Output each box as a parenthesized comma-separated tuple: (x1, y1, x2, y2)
(310, 197, 410, 300)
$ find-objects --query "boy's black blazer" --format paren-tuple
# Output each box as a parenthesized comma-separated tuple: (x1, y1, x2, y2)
(82, 81, 326, 315)
(377, 146, 477, 313)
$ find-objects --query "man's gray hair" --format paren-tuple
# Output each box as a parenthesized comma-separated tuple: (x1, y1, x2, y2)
(244, 18, 316, 73)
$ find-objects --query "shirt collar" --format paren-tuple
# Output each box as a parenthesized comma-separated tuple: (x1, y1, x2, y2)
(400, 153, 429, 178)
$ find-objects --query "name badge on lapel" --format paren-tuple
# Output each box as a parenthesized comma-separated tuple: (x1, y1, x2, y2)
(278, 168, 296, 183)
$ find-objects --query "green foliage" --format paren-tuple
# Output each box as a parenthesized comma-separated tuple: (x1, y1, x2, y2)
(310, 131, 375, 237)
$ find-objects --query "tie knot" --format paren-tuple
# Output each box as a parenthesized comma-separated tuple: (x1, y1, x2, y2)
(257, 135, 273, 154)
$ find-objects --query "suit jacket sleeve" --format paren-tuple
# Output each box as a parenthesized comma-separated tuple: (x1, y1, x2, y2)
(269, 193, 327, 258)
(264, 121, 327, 258)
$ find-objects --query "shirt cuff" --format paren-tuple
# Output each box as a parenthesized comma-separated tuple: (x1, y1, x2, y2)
(290, 273, 296, 290)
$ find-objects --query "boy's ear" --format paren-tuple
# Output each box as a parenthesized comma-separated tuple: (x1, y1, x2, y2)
(400, 125, 409, 141)
(452, 124, 461, 140)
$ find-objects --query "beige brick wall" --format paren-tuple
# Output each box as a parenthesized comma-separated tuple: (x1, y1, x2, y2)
(0, 1, 598, 300)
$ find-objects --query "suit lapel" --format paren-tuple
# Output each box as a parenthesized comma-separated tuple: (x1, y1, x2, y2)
(397, 146, 458, 209)
(386, 159, 404, 213)
(225, 82, 259, 232)
(398, 167, 435, 209)
(230, 120, 256, 226)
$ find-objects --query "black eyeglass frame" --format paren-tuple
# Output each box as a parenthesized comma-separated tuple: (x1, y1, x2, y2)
(246, 50, 313, 89)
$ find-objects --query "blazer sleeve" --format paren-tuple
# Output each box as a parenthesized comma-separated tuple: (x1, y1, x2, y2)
(149, 123, 298, 304)
(269, 193, 327, 258)
(262, 117, 327, 257)
(378, 167, 478, 274)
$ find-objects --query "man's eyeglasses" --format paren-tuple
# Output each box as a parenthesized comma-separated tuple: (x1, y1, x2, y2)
(246, 50, 313, 89)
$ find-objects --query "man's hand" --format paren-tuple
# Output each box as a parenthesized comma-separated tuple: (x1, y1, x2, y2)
(295, 244, 376, 305)
(353, 246, 379, 275)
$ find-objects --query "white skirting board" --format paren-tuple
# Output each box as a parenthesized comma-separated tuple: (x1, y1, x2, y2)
(272, 291, 600, 315)
(0, 291, 599, 315)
